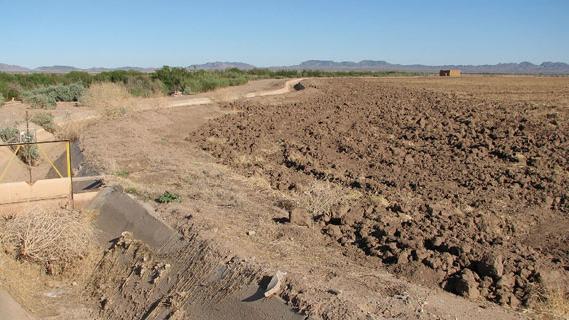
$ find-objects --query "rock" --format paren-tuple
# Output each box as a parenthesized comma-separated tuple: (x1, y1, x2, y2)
(332, 204, 350, 219)
(289, 208, 312, 227)
(480, 276, 494, 288)
(397, 250, 411, 264)
(430, 236, 445, 248)
(413, 249, 428, 261)
(509, 295, 521, 308)
(537, 269, 563, 292)
(340, 207, 364, 226)
(496, 273, 515, 289)
(324, 225, 342, 239)
(476, 254, 504, 278)
(424, 256, 442, 269)
(246, 230, 256, 236)
(327, 288, 342, 295)
(514, 153, 526, 165)
(446, 269, 480, 299)
(372, 195, 390, 207)
(386, 242, 398, 251)
(293, 82, 305, 91)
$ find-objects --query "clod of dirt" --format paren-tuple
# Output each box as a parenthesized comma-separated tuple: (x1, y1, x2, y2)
(289, 208, 312, 227)
(323, 225, 342, 240)
(445, 269, 480, 299)
(476, 254, 504, 279)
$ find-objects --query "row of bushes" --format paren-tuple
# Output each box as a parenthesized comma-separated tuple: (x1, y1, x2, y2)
(152, 67, 249, 94)
(0, 71, 162, 101)
(0, 67, 422, 109)
(21, 83, 85, 109)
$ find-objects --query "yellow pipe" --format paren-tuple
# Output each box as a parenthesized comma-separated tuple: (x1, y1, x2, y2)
(66, 141, 74, 208)
(66, 142, 71, 178)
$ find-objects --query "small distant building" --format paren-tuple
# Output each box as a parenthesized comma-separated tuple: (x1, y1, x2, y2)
(440, 69, 461, 77)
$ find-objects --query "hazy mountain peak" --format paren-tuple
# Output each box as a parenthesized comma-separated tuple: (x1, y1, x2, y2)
(1, 60, 569, 74)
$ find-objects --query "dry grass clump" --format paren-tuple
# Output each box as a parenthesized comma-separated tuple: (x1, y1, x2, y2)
(0, 207, 95, 274)
(295, 181, 349, 217)
(79, 82, 134, 119)
(534, 288, 569, 320)
(56, 120, 90, 141)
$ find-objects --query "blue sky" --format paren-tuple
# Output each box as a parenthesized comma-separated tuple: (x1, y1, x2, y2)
(1, 0, 568, 68)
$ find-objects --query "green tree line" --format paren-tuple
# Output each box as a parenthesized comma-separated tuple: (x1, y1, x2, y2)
(0, 67, 421, 108)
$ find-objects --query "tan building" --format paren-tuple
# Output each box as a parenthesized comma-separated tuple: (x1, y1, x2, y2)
(439, 69, 461, 77)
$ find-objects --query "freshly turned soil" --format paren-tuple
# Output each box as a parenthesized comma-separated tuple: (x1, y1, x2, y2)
(194, 78, 569, 307)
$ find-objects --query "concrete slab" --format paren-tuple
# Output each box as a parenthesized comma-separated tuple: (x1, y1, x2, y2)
(88, 187, 176, 248)
(0, 178, 71, 204)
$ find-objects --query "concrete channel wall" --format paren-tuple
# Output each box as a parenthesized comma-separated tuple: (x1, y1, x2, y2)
(0, 178, 71, 205)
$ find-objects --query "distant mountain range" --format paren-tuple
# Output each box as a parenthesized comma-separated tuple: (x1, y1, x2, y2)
(286, 60, 569, 74)
(0, 63, 155, 73)
(2, 60, 569, 74)
(188, 61, 256, 70)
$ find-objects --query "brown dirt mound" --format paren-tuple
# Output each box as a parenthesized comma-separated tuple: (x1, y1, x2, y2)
(193, 78, 569, 308)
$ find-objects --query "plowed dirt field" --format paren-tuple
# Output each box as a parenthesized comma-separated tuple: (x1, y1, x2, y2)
(194, 77, 569, 308)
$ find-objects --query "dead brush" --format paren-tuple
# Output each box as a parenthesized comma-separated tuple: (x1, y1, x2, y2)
(56, 120, 91, 141)
(79, 82, 135, 119)
(1, 207, 95, 274)
(295, 180, 348, 217)
(534, 287, 569, 319)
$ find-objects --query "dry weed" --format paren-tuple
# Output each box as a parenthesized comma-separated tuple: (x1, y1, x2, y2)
(295, 180, 347, 216)
(56, 120, 89, 141)
(79, 82, 134, 119)
(534, 288, 569, 320)
(1, 206, 95, 274)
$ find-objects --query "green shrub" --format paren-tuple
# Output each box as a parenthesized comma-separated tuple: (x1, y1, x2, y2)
(0, 93, 4, 107)
(22, 92, 57, 109)
(0, 127, 39, 165)
(0, 82, 23, 100)
(0, 127, 19, 143)
(21, 83, 84, 109)
(51, 83, 84, 101)
(30, 112, 56, 133)
(155, 191, 181, 203)
(125, 77, 164, 97)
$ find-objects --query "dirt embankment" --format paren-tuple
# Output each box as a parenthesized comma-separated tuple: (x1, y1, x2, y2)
(193, 78, 569, 308)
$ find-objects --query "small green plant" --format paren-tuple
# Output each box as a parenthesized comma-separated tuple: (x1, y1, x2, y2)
(0, 127, 19, 143)
(0, 127, 40, 165)
(30, 112, 56, 133)
(113, 169, 129, 178)
(0, 93, 4, 107)
(22, 92, 57, 109)
(124, 187, 137, 194)
(18, 131, 40, 166)
(155, 191, 181, 204)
